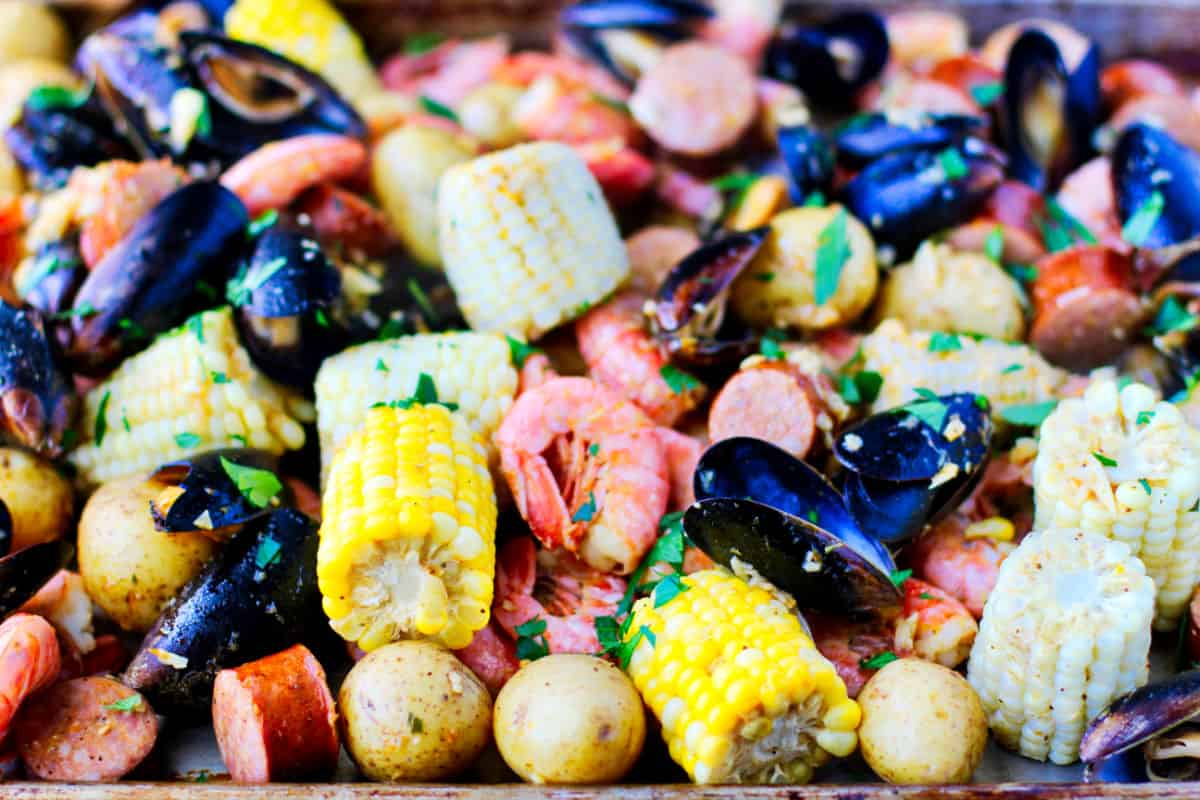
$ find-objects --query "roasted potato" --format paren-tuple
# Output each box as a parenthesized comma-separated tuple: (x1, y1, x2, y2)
(872, 241, 1027, 341)
(0, 2, 71, 67)
(493, 654, 645, 784)
(78, 475, 218, 632)
(858, 658, 988, 784)
(0, 447, 73, 551)
(339, 641, 492, 781)
(731, 205, 878, 331)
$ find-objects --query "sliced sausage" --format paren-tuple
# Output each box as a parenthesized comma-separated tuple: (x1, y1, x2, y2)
(1030, 246, 1146, 371)
(626, 225, 701, 294)
(708, 364, 819, 459)
(984, 180, 1046, 237)
(452, 620, 519, 697)
(211, 644, 339, 784)
(630, 41, 757, 156)
(1102, 59, 1186, 110)
(15, 676, 158, 782)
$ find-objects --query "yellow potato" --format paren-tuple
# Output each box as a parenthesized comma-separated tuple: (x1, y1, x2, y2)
(858, 658, 988, 784)
(731, 205, 878, 331)
(0, 447, 72, 550)
(494, 654, 645, 784)
(78, 476, 218, 632)
(0, 2, 70, 67)
(0, 58, 79, 130)
(340, 641, 492, 781)
(873, 241, 1026, 341)
(372, 124, 475, 266)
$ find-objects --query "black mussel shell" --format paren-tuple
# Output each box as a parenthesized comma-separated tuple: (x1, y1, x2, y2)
(841, 472, 934, 545)
(0, 540, 74, 620)
(778, 124, 834, 203)
(231, 222, 347, 389)
(560, 0, 712, 30)
(0, 302, 75, 458)
(1084, 747, 1149, 783)
(694, 436, 895, 575)
(342, 255, 468, 343)
(835, 112, 985, 169)
(840, 136, 1006, 261)
(684, 498, 901, 620)
(1002, 28, 1101, 192)
(149, 448, 289, 534)
(766, 11, 889, 108)
(0, 500, 11, 558)
(60, 181, 248, 375)
(5, 90, 135, 190)
(1081, 671, 1200, 766)
(20, 237, 86, 318)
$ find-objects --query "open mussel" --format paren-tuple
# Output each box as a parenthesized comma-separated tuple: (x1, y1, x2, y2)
(230, 219, 347, 389)
(19, 236, 86, 317)
(0, 302, 75, 458)
(0, 540, 74, 621)
(766, 11, 889, 109)
(777, 124, 834, 204)
(835, 112, 985, 169)
(58, 181, 248, 375)
(1002, 27, 1102, 191)
(1082, 670, 1200, 782)
(149, 448, 291, 535)
(559, 0, 712, 85)
(840, 136, 1006, 261)
(650, 228, 766, 366)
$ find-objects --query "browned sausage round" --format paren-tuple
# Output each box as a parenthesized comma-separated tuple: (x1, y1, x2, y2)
(708, 364, 819, 459)
(211, 644, 339, 784)
(625, 225, 701, 294)
(15, 676, 158, 782)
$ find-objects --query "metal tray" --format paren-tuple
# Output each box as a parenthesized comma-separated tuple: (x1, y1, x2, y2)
(24, 0, 1200, 796)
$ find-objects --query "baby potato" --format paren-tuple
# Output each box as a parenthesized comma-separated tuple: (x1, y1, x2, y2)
(372, 124, 475, 266)
(0, 3, 70, 67)
(494, 654, 645, 784)
(873, 241, 1026, 340)
(78, 475, 218, 632)
(340, 641, 492, 782)
(0, 448, 73, 550)
(732, 205, 878, 331)
(0, 58, 79, 129)
(858, 658, 988, 784)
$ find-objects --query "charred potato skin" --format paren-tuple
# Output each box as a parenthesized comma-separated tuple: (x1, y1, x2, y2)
(0, 447, 73, 550)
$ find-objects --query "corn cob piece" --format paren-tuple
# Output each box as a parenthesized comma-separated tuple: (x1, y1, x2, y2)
(624, 569, 860, 784)
(861, 318, 1068, 413)
(69, 308, 311, 487)
(1032, 379, 1200, 630)
(318, 402, 497, 651)
(314, 332, 517, 484)
(224, 0, 381, 103)
(967, 527, 1155, 764)
(437, 142, 630, 339)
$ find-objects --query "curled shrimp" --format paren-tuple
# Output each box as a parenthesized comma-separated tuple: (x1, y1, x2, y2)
(74, 159, 186, 268)
(655, 426, 703, 511)
(0, 613, 60, 740)
(380, 36, 510, 107)
(518, 351, 557, 395)
(20, 570, 94, 655)
(908, 513, 1012, 618)
(893, 577, 977, 669)
(575, 291, 706, 427)
(220, 134, 367, 217)
(806, 612, 901, 698)
(493, 535, 626, 654)
(495, 375, 669, 573)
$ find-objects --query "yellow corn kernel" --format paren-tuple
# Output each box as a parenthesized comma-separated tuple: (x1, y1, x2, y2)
(728, 175, 789, 232)
(965, 517, 1015, 542)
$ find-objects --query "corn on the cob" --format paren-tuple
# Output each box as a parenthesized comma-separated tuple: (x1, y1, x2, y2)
(69, 308, 311, 487)
(861, 318, 1068, 413)
(314, 332, 517, 484)
(967, 527, 1155, 765)
(1032, 379, 1200, 630)
(437, 142, 630, 339)
(624, 568, 860, 784)
(223, 0, 381, 103)
(318, 402, 496, 651)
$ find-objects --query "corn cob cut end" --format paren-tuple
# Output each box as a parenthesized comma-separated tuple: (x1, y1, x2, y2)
(626, 569, 859, 784)
(967, 527, 1155, 765)
(318, 403, 498, 651)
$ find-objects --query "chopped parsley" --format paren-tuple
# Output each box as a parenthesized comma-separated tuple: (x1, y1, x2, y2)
(616, 512, 689, 616)
(371, 373, 459, 412)
(210, 371, 230, 384)
(571, 492, 597, 523)
(220, 457, 283, 508)
(1149, 296, 1198, 336)
(1137, 410, 1156, 425)
(1121, 190, 1164, 248)
(590, 92, 630, 114)
(814, 209, 851, 306)
(419, 95, 458, 123)
(803, 192, 826, 208)
(984, 224, 1005, 263)
(26, 85, 87, 112)
(588, 442, 600, 457)
(969, 81, 1004, 106)
(515, 618, 550, 661)
(660, 364, 700, 394)
(117, 317, 149, 340)
(998, 400, 1057, 427)
(378, 318, 406, 340)
(1005, 263, 1038, 284)
(230, 434, 247, 447)
(1140, 478, 1153, 496)
(406, 278, 437, 322)
(246, 209, 278, 238)
(505, 334, 541, 369)
(409, 713, 425, 734)
(185, 313, 206, 342)
(888, 569, 912, 587)
(1001, 363, 1024, 374)
(928, 331, 962, 352)
(50, 302, 97, 320)
(121, 411, 131, 432)
(375, 358, 390, 372)
(227, 256, 288, 306)
(103, 695, 144, 713)
(94, 391, 111, 446)
(710, 171, 759, 193)
(1093, 452, 1118, 468)
(651, 572, 689, 608)
(753, 272, 775, 282)
(760, 336, 785, 361)
(839, 371, 883, 405)
(918, 592, 934, 600)
(254, 536, 282, 569)
(314, 308, 330, 328)
(904, 388, 948, 431)
(174, 432, 201, 448)
(404, 31, 445, 54)
(860, 651, 899, 670)
(1041, 197, 1097, 252)
(937, 147, 969, 180)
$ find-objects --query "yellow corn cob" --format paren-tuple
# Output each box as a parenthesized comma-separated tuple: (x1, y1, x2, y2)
(861, 318, 1068, 413)
(314, 331, 517, 484)
(1032, 379, 1200, 630)
(68, 308, 311, 487)
(224, 0, 381, 103)
(967, 527, 1155, 764)
(437, 142, 631, 339)
(625, 569, 860, 784)
(318, 403, 497, 651)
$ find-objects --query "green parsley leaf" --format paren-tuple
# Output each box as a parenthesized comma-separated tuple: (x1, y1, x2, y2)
(888, 569, 912, 587)
(588, 442, 600, 457)
(753, 272, 775, 282)
(616, 625, 655, 669)
(710, 171, 759, 192)
(1043, 197, 1098, 251)
(314, 308, 330, 328)
(652, 573, 689, 608)
(50, 302, 97, 320)
(839, 371, 883, 405)
(1005, 263, 1038, 284)
(94, 391, 111, 446)
(193, 771, 210, 783)
(220, 457, 283, 508)
(1093, 451, 1118, 468)
(803, 191, 826, 207)
(174, 432, 201, 448)
(185, 313, 206, 342)
(26, 85, 87, 112)
(984, 224, 1005, 263)
(406, 278, 438, 322)
(375, 358, 389, 373)
(594, 615, 623, 655)
(404, 31, 445, 55)
(590, 92, 630, 114)
(103, 694, 144, 713)
(969, 81, 1004, 106)
(121, 410, 131, 432)
(937, 147, 969, 180)
(1001, 363, 1024, 374)
(660, 364, 700, 394)
(760, 336, 785, 361)
(418, 95, 458, 123)
(998, 400, 1058, 427)
(505, 334, 541, 369)
(210, 371, 230, 384)
(117, 317, 149, 340)
(1140, 478, 1153, 496)
(616, 513, 690, 615)
(254, 536, 282, 569)
(904, 389, 948, 431)
(377, 318, 406, 340)
(918, 592, 935, 600)
(246, 209, 278, 238)
(515, 617, 550, 661)
(1137, 410, 1156, 425)
(814, 209, 851, 306)
(571, 492, 597, 523)
(860, 651, 899, 670)
(227, 257, 287, 306)
(409, 713, 425, 734)
(1122, 190, 1164, 247)
(1149, 296, 1199, 336)
(229, 434, 247, 446)
(928, 331, 962, 352)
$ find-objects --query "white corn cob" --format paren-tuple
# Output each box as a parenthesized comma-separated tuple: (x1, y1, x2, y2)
(314, 331, 518, 484)
(861, 319, 1068, 413)
(436, 142, 630, 339)
(967, 527, 1155, 765)
(1033, 379, 1200, 630)
(69, 308, 312, 487)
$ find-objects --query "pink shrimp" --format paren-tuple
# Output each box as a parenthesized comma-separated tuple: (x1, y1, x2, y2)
(0, 614, 61, 741)
(655, 426, 703, 511)
(492, 52, 631, 101)
(495, 376, 669, 574)
(575, 291, 706, 427)
(513, 75, 641, 145)
(452, 619, 519, 695)
(893, 577, 978, 669)
(1055, 157, 1130, 255)
(380, 36, 510, 106)
(907, 513, 1011, 618)
(518, 352, 558, 395)
(493, 536, 626, 654)
(19, 570, 94, 656)
(73, 159, 187, 268)
(220, 134, 367, 217)
(807, 612, 903, 698)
